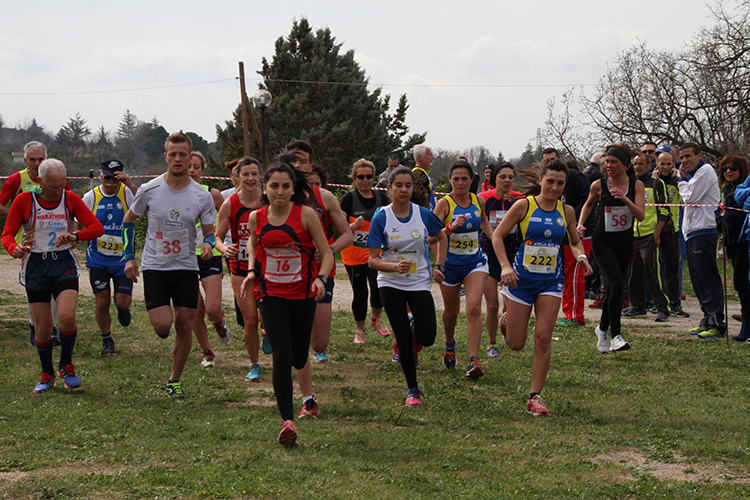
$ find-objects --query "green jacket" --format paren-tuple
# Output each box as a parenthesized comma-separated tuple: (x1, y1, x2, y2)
(634, 174, 670, 237)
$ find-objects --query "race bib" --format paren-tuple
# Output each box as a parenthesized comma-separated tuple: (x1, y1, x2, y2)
(522, 245, 558, 274)
(449, 232, 479, 255)
(353, 229, 369, 248)
(97, 235, 123, 256)
(265, 247, 302, 283)
(605, 206, 633, 233)
(489, 210, 516, 233)
(238, 238, 249, 263)
(383, 250, 418, 280)
(156, 229, 189, 261)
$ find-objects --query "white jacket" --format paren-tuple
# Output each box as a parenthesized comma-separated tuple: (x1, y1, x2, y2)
(677, 162, 720, 238)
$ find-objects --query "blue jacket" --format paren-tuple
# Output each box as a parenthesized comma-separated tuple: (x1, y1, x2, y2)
(733, 175, 750, 241)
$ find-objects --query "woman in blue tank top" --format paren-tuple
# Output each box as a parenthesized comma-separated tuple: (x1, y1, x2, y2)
(492, 159, 592, 417)
(434, 161, 493, 379)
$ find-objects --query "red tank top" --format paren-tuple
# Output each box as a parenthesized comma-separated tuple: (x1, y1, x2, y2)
(254, 203, 318, 300)
(308, 186, 335, 278)
(228, 193, 258, 273)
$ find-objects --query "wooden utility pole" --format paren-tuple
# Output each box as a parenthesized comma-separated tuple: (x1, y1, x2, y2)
(238, 61, 252, 156)
(238, 61, 264, 157)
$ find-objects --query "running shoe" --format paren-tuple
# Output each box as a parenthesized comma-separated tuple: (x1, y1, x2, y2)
(732, 334, 750, 342)
(261, 329, 272, 355)
(486, 344, 501, 358)
(33, 373, 55, 393)
(51, 327, 60, 346)
(655, 312, 669, 322)
(57, 364, 81, 389)
(245, 363, 261, 382)
(314, 351, 329, 363)
(465, 357, 485, 378)
(622, 308, 647, 319)
(166, 381, 187, 399)
(101, 336, 116, 356)
(391, 341, 399, 363)
(413, 340, 422, 368)
(588, 297, 604, 309)
(370, 317, 391, 337)
(732, 313, 742, 322)
(501, 311, 509, 346)
(527, 395, 550, 416)
(609, 334, 631, 352)
(405, 388, 423, 407)
(459, 286, 466, 297)
(213, 320, 232, 346)
(278, 420, 299, 446)
(595, 325, 610, 353)
(408, 313, 415, 336)
(117, 307, 131, 327)
(353, 329, 366, 345)
(201, 350, 215, 368)
(442, 348, 457, 369)
(299, 397, 318, 418)
(671, 307, 690, 318)
(698, 328, 726, 339)
(555, 317, 583, 327)
(688, 325, 709, 335)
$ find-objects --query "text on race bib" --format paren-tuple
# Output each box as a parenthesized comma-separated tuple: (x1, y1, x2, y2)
(97, 235, 123, 256)
(449, 232, 479, 255)
(605, 206, 633, 233)
(156, 229, 189, 261)
(523, 245, 558, 274)
(353, 229, 369, 248)
(383, 250, 418, 280)
(265, 247, 302, 283)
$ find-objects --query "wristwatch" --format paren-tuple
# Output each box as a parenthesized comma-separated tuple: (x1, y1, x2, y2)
(316, 274, 328, 285)
(435, 263, 445, 273)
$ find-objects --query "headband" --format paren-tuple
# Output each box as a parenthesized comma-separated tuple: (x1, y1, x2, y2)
(606, 147, 629, 168)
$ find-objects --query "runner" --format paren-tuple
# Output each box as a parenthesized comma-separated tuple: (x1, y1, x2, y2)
(187, 151, 232, 369)
(216, 156, 266, 381)
(434, 160, 493, 378)
(1, 159, 104, 392)
(283, 140, 352, 419)
(81, 158, 137, 355)
(239, 162, 333, 446)
(578, 143, 646, 353)
(122, 131, 216, 399)
(367, 166, 447, 405)
(491, 159, 592, 415)
(339, 159, 391, 344)
(478, 162, 521, 356)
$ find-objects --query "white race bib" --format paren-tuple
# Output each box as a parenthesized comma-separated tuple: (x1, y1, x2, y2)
(383, 250, 418, 280)
(265, 247, 302, 283)
(156, 229, 189, 261)
(353, 229, 368, 248)
(522, 245, 558, 274)
(449, 232, 479, 255)
(489, 210, 516, 233)
(605, 206, 633, 233)
(97, 235, 124, 256)
(238, 238, 249, 263)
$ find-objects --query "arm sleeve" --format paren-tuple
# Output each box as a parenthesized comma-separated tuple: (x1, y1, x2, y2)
(69, 192, 104, 240)
(419, 206, 447, 237)
(0, 173, 21, 206)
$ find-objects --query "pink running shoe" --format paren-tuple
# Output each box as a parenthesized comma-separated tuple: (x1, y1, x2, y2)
(278, 420, 299, 446)
(370, 317, 391, 337)
(353, 329, 366, 345)
(527, 395, 551, 416)
(405, 388, 423, 406)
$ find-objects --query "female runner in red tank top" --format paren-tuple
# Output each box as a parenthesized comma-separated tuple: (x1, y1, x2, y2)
(216, 157, 265, 382)
(240, 162, 333, 446)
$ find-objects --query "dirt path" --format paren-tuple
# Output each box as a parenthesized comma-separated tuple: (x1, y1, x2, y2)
(0, 251, 743, 337)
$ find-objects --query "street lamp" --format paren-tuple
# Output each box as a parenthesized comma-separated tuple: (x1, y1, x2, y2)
(253, 89, 272, 168)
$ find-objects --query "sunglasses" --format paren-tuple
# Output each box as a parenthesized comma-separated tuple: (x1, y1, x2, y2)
(356, 174, 374, 180)
(103, 175, 120, 180)
(722, 165, 738, 172)
(642, 149, 656, 155)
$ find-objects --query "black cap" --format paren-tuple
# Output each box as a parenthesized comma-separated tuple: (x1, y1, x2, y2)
(100, 158, 124, 175)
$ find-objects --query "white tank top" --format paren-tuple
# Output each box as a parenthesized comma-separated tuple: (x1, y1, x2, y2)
(26, 191, 74, 253)
(376, 203, 433, 292)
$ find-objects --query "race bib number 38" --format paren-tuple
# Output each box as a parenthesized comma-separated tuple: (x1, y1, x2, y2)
(156, 229, 189, 261)
(523, 245, 558, 274)
(605, 206, 633, 232)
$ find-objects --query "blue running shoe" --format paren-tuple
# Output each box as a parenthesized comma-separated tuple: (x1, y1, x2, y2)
(442, 349, 457, 369)
(51, 327, 60, 346)
(314, 351, 329, 363)
(245, 363, 261, 382)
(33, 373, 55, 393)
(57, 364, 81, 389)
(261, 329, 272, 354)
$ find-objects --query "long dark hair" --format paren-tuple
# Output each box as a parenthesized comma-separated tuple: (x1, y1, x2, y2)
(719, 155, 749, 196)
(262, 162, 309, 205)
(522, 159, 569, 197)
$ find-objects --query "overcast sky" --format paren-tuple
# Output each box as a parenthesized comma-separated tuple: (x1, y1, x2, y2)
(1, 0, 716, 160)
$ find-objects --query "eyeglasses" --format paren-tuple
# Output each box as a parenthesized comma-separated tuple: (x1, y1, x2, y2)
(356, 174, 374, 180)
(642, 149, 656, 155)
(103, 175, 119, 180)
(722, 165, 738, 172)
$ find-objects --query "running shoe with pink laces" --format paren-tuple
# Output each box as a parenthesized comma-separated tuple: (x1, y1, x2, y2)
(278, 420, 299, 446)
(527, 395, 550, 416)
(370, 317, 391, 337)
(391, 341, 399, 362)
(353, 329, 366, 345)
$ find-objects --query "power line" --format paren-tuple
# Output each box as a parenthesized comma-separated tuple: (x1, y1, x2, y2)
(0, 78, 237, 96)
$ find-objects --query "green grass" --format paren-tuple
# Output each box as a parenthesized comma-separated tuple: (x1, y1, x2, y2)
(1, 286, 750, 499)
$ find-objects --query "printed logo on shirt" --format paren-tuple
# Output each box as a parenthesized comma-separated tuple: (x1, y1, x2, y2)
(556, 217, 564, 227)
(410, 229, 422, 239)
(544, 229, 552, 237)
